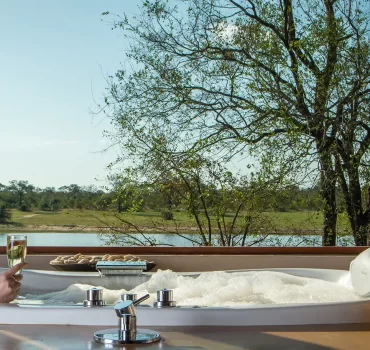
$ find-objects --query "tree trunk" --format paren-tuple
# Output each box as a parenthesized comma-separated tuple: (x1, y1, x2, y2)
(321, 183, 337, 246)
(117, 197, 123, 213)
(354, 222, 368, 246)
(346, 176, 367, 246)
(318, 151, 337, 246)
(367, 187, 370, 246)
(354, 186, 370, 246)
(338, 164, 368, 246)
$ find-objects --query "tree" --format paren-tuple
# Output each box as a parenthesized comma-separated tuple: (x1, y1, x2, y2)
(104, 174, 145, 213)
(58, 184, 83, 208)
(7, 180, 35, 211)
(0, 201, 11, 223)
(154, 153, 280, 246)
(101, 0, 370, 246)
(38, 187, 63, 211)
(99, 132, 286, 247)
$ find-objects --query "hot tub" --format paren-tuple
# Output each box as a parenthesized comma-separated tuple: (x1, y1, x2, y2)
(1, 266, 369, 327)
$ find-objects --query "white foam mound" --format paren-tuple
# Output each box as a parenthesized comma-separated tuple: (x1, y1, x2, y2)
(23, 270, 365, 306)
(24, 284, 127, 305)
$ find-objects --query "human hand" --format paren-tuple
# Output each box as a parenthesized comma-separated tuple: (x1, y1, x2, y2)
(0, 262, 28, 303)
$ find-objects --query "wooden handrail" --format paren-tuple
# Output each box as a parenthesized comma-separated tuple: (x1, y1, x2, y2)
(0, 246, 367, 255)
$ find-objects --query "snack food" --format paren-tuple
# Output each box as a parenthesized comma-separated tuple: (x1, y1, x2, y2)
(50, 254, 153, 265)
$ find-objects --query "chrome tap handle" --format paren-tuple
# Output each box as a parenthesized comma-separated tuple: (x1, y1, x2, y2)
(154, 289, 176, 308)
(114, 294, 150, 317)
(83, 287, 105, 307)
(133, 293, 150, 306)
(114, 300, 136, 317)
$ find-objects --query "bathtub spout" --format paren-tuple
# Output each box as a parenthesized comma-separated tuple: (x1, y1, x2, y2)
(96, 261, 146, 276)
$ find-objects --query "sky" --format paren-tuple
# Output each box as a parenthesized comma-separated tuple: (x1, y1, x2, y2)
(0, 0, 144, 189)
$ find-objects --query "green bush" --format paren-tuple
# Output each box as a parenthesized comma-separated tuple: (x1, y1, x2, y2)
(161, 210, 174, 220)
(0, 201, 12, 223)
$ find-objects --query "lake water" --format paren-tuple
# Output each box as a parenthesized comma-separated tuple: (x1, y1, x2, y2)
(0, 232, 355, 247)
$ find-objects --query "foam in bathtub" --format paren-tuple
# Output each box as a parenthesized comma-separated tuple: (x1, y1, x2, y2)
(144, 270, 363, 306)
(22, 270, 365, 307)
(24, 284, 128, 305)
(350, 248, 370, 297)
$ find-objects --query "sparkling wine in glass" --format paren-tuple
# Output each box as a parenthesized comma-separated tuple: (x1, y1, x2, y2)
(7, 234, 27, 274)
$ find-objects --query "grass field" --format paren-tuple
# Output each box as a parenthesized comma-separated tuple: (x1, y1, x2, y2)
(0, 209, 352, 235)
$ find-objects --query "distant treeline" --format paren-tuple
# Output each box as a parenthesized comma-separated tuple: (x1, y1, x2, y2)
(0, 179, 328, 214)
(0, 181, 105, 212)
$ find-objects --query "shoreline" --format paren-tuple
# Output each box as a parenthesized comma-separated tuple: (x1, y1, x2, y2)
(0, 224, 102, 234)
(0, 224, 352, 237)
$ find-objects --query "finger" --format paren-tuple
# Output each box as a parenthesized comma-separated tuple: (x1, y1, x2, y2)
(11, 276, 20, 287)
(4, 262, 28, 277)
(8, 277, 17, 287)
(13, 274, 23, 282)
(14, 283, 21, 293)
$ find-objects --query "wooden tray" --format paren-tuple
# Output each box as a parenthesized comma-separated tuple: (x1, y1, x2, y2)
(50, 262, 156, 272)
(50, 263, 97, 272)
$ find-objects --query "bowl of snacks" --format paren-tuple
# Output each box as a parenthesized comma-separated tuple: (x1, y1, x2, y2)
(49, 253, 155, 272)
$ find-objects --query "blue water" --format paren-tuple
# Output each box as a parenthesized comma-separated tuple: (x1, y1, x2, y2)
(0, 232, 355, 247)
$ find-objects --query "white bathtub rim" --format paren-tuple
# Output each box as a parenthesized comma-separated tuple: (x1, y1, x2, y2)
(2, 266, 352, 280)
(7, 295, 370, 310)
(1, 301, 370, 326)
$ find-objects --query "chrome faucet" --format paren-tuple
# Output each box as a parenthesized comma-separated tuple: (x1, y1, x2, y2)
(94, 294, 161, 345)
(114, 294, 149, 341)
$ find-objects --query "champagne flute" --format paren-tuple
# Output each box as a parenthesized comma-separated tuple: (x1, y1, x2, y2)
(6, 234, 27, 275)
